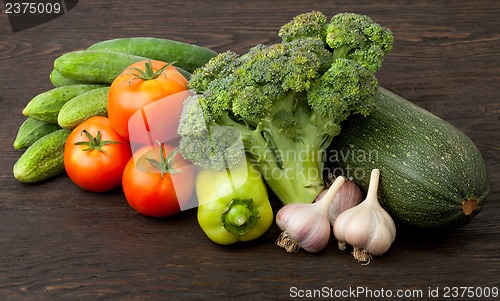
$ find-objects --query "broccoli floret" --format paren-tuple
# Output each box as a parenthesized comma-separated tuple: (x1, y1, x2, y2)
(188, 51, 242, 121)
(278, 11, 327, 42)
(325, 13, 393, 73)
(188, 50, 240, 93)
(230, 38, 331, 122)
(282, 38, 333, 91)
(178, 11, 392, 205)
(178, 95, 245, 170)
(308, 58, 378, 119)
(279, 11, 394, 74)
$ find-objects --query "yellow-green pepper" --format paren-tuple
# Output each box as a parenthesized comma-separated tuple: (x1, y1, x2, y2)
(196, 158, 273, 245)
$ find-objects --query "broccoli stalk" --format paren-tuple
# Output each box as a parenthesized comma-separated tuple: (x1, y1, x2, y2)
(178, 11, 393, 205)
(230, 91, 330, 204)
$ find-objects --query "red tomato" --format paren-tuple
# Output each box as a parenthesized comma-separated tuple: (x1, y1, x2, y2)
(122, 143, 195, 218)
(64, 116, 132, 192)
(108, 59, 188, 140)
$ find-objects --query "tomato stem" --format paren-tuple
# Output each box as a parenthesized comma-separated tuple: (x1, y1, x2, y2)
(145, 141, 182, 179)
(74, 130, 121, 156)
(128, 60, 175, 82)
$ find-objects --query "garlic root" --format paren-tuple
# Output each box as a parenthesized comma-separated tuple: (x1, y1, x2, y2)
(276, 231, 301, 253)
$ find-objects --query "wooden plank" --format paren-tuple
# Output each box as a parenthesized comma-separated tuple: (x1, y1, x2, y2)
(1, 0, 499, 300)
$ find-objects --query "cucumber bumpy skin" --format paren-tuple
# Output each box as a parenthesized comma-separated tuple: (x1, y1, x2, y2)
(13, 117, 61, 149)
(13, 129, 71, 183)
(49, 69, 96, 87)
(87, 37, 218, 73)
(58, 86, 109, 130)
(54, 50, 192, 84)
(22, 84, 104, 123)
(54, 50, 148, 84)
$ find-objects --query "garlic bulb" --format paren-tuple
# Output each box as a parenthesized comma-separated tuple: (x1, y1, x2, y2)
(276, 176, 346, 253)
(333, 169, 396, 264)
(328, 179, 363, 225)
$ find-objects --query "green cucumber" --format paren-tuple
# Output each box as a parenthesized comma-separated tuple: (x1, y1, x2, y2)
(54, 50, 191, 84)
(335, 87, 490, 229)
(23, 84, 104, 123)
(173, 66, 192, 81)
(13, 129, 71, 183)
(13, 117, 61, 149)
(58, 86, 109, 130)
(49, 69, 95, 87)
(54, 50, 147, 84)
(88, 37, 218, 73)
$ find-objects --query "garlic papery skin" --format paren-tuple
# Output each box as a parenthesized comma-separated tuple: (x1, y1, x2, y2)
(276, 176, 346, 253)
(333, 169, 396, 264)
(328, 179, 363, 225)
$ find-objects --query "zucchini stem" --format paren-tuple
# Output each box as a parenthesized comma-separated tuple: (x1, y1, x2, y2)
(462, 199, 479, 215)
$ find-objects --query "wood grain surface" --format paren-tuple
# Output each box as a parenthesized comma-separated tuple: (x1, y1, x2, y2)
(1, 1, 499, 300)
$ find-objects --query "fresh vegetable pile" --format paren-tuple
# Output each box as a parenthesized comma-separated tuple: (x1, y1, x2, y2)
(12, 11, 490, 264)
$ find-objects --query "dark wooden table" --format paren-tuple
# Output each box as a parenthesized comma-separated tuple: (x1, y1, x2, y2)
(1, 1, 499, 300)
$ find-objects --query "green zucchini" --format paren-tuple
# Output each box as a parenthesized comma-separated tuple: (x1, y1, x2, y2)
(58, 86, 109, 130)
(13, 117, 61, 149)
(87, 37, 218, 73)
(22, 84, 104, 123)
(13, 129, 71, 183)
(335, 87, 489, 229)
(54, 50, 191, 84)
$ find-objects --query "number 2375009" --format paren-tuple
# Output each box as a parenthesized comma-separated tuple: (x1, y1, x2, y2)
(4, 2, 62, 14)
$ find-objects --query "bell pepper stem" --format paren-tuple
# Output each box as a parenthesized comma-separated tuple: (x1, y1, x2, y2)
(227, 204, 252, 226)
(221, 199, 260, 236)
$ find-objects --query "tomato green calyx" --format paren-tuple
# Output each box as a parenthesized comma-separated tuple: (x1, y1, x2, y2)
(145, 142, 182, 179)
(221, 199, 261, 236)
(74, 130, 121, 156)
(128, 60, 175, 82)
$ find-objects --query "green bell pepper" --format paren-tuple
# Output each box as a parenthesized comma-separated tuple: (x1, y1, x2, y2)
(196, 158, 273, 245)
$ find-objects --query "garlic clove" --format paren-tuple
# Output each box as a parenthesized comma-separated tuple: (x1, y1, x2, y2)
(364, 208, 396, 256)
(333, 169, 396, 263)
(334, 206, 373, 247)
(328, 179, 363, 225)
(276, 202, 331, 252)
(276, 176, 346, 253)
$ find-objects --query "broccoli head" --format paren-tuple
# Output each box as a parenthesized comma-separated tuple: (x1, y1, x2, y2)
(178, 11, 393, 205)
(279, 11, 394, 74)
(230, 38, 332, 122)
